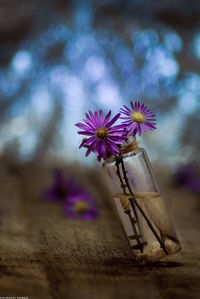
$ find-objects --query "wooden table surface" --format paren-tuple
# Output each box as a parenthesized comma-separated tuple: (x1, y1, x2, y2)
(0, 163, 200, 299)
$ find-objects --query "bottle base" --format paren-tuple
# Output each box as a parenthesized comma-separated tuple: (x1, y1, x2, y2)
(134, 239, 182, 264)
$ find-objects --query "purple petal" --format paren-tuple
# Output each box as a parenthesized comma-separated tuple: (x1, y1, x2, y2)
(77, 131, 94, 136)
(106, 139, 120, 154)
(106, 113, 120, 128)
(76, 122, 95, 132)
(88, 111, 99, 127)
(85, 146, 93, 157)
(103, 110, 111, 126)
(83, 136, 96, 145)
(98, 110, 104, 126)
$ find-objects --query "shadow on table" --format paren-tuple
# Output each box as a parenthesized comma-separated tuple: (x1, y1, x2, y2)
(103, 257, 184, 269)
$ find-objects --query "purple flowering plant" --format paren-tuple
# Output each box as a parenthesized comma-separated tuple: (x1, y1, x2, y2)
(43, 169, 98, 221)
(64, 192, 98, 220)
(43, 169, 78, 202)
(120, 101, 156, 136)
(174, 164, 200, 193)
(75, 101, 156, 161)
(75, 110, 126, 161)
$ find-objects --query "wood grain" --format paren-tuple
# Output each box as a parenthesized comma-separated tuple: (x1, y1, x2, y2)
(0, 163, 200, 299)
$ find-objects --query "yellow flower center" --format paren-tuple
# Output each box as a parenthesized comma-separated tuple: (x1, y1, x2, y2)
(95, 127, 108, 139)
(74, 201, 89, 214)
(131, 111, 145, 123)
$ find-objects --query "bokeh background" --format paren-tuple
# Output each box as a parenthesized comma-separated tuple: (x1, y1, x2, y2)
(0, 0, 199, 168)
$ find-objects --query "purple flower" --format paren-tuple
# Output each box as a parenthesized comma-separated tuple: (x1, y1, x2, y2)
(186, 179, 200, 193)
(43, 170, 99, 220)
(174, 164, 196, 186)
(75, 110, 126, 161)
(120, 101, 156, 136)
(64, 192, 98, 220)
(174, 164, 200, 193)
(43, 169, 81, 202)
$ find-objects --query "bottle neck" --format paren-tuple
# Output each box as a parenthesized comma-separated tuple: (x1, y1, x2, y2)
(104, 140, 141, 164)
(120, 139, 138, 155)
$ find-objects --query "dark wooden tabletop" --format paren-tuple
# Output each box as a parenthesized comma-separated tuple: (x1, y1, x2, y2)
(0, 163, 200, 299)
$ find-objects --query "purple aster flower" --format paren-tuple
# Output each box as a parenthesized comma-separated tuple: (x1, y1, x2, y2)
(120, 101, 156, 136)
(43, 169, 82, 202)
(75, 110, 126, 161)
(174, 164, 200, 193)
(174, 164, 196, 187)
(64, 192, 98, 220)
(186, 179, 200, 193)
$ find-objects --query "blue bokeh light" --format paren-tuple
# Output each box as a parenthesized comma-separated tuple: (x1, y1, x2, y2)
(11, 50, 33, 75)
(0, 2, 199, 165)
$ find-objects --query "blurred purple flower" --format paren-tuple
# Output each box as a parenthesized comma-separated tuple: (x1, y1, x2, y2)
(120, 101, 156, 136)
(75, 110, 126, 161)
(186, 179, 200, 193)
(174, 164, 200, 193)
(174, 164, 196, 186)
(43, 169, 98, 220)
(43, 169, 82, 202)
(64, 192, 98, 220)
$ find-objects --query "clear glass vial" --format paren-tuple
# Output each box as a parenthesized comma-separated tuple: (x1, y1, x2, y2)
(103, 147, 181, 264)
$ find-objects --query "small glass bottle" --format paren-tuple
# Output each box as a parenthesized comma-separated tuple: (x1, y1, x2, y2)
(103, 144, 181, 264)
